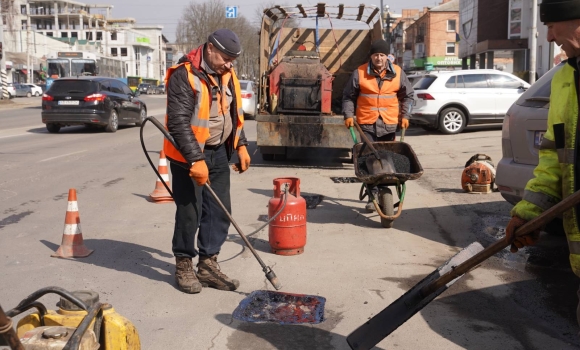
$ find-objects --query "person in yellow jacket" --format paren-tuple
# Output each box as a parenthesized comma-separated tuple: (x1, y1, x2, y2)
(164, 29, 250, 294)
(506, 0, 580, 325)
(342, 39, 415, 212)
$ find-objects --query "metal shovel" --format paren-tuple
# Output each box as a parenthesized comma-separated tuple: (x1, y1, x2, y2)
(353, 121, 396, 175)
(347, 189, 580, 350)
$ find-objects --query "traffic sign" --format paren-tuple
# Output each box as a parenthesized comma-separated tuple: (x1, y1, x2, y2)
(226, 6, 238, 18)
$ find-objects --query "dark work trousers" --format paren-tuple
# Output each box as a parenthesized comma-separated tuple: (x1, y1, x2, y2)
(170, 143, 231, 258)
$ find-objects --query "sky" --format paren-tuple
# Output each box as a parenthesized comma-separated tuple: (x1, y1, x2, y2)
(101, 0, 439, 43)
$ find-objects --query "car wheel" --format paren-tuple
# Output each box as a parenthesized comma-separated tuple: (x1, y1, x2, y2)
(26, 92, 32, 98)
(438, 107, 466, 134)
(46, 123, 60, 133)
(136, 108, 147, 126)
(105, 110, 119, 133)
(35, 91, 40, 97)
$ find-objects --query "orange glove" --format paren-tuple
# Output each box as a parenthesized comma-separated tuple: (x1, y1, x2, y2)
(505, 216, 541, 253)
(189, 161, 208, 186)
(400, 118, 409, 129)
(345, 117, 354, 128)
(232, 145, 251, 173)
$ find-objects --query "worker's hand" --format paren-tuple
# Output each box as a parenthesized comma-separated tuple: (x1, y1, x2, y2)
(345, 117, 354, 128)
(399, 118, 409, 129)
(232, 146, 251, 173)
(505, 216, 541, 253)
(189, 161, 209, 186)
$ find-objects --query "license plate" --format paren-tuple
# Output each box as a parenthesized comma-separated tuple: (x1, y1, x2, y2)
(58, 100, 79, 105)
(534, 131, 545, 149)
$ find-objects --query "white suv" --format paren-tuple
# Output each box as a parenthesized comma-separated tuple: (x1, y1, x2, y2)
(412, 69, 530, 134)
(24, 83, 43, 96)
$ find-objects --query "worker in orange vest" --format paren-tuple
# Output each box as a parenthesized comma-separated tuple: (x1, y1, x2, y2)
(342, 39, 415, 212)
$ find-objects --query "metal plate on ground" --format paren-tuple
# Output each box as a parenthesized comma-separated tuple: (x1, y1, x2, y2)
(232, 290, 326, 324)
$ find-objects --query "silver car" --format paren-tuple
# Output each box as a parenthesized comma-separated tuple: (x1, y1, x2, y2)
(239, 80, 257, 119)
(496, 62, 564, 205)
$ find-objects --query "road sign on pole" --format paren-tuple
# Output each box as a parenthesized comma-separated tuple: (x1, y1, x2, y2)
(226, 6, 238, 18)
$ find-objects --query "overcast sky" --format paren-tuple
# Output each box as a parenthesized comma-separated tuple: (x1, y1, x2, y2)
(103, 0, 439, 43)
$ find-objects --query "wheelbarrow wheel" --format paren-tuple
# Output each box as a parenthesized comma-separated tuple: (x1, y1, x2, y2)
(379, 188, 395, 228)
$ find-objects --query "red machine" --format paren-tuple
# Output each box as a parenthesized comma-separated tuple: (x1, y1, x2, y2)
(268, 51, 333, 114)
(268, 177, 307, 255)
(461, 154, 496, 193)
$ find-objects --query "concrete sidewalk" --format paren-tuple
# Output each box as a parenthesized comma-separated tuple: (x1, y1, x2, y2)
(0, 97, 41, 110)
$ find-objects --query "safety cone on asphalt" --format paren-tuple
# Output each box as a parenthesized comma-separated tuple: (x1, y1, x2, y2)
(149, 150, 174, 203)
(52, 189, 93, 259)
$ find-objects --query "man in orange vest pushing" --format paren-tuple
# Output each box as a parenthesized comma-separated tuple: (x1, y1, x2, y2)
(164, 29, 251, 294)
(342, 39, 415, 212)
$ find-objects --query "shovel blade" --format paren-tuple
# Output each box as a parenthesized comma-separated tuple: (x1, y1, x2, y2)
(366, 154, 396, 176)
(346, 242, 484, 350)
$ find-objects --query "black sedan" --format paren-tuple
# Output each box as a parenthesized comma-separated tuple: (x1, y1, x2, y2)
(41, 77, 147, 133)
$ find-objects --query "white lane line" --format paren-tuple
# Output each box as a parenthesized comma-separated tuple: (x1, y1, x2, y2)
(0, 133, 30, 139)
(38, 150, 87, 163)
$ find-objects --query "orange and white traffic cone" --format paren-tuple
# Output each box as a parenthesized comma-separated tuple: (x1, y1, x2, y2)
(149, 150, 174, 203)
(52, 189, 93, 259)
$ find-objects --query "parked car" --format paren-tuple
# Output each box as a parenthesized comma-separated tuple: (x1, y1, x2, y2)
(12, 84, 33, 98)
(411, 69, 530, 134)
(496, 62, 563, 205)
(239, 80, 257, 119)
(24, 83, 43, 96)
(156, 84, 165, 94)
(41, 77, 147, 133)
(5, 83, 15, 98)
(138, 83, 153, 94)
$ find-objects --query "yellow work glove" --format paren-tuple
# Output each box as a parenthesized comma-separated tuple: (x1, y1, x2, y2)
(505, 216, 541, 253)
(189, 161, 209, 186)
(399, 118, 409, 129)
(232, 145, 251, 173)
(345, 117, 354, 128)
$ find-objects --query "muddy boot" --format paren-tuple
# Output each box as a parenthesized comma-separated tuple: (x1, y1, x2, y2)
(365, 200, 376, 212)
(197, 255, 240, 291)
(175, 257, 202, 294)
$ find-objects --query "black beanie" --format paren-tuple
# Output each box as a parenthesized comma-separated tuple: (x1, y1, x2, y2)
(208, 29, 242, 57)
(540, 0, 580, 22)
(370, 39, 389, 55)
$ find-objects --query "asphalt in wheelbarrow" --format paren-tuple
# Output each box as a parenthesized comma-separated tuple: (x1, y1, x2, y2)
(357, 150, 411, 176)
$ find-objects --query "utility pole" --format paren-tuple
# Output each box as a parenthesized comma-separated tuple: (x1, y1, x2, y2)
(26, 5, 31, 84)
(386, 6, 391, 51)
(0, 1, 8, 99)
(380, 0, 385, 40)
(529, 0, 538, 84)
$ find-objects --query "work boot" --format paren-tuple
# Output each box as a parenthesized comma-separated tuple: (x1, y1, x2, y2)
(197, 255, 240, 291)
(365, 200, 376, 212)
(175, 257, 202, 294)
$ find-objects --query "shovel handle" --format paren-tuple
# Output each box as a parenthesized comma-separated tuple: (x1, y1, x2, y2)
(422, 189, 580, 297)
(353, 121, 381, 159)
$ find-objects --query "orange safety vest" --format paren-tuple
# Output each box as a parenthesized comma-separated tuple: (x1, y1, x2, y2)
(163, 61, 244, 164)
(355, 63, 402, 125)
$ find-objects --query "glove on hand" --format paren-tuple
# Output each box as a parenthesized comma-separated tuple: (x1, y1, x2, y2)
(345, 117, 354, 128)
(505, 216, 541, 253)
(400, 118, 409, 129)
(189, 161, 209, 186)
(232, 146, 251, 173)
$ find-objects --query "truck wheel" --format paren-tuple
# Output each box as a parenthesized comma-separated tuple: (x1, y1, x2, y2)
(379, 188, 395, 228)
(46, 123, 61, 133)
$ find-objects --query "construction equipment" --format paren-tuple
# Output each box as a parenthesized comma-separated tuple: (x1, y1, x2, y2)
(0, 287, 140, 350)
(346, 189, 580, 350)
(256, 4, 382, 160)
(461, 154, 496, 193)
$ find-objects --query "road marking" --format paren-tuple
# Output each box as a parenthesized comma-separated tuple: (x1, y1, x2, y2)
(38, 150, 87, 163)
(0, 133, 30, 139)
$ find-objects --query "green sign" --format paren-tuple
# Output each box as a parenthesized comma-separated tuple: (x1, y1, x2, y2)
(425, 62, 434, 71)
(136, 37, 150, 44)
(409, 56, 468, 69)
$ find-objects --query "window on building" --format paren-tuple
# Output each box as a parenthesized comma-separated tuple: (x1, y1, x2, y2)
(86, 32, 93, 40)
(446, 42, 455, 55)
(121, 48, 128, 57)
(111, 48, 118, 57)
(21, 20, 27, 30)
(61, 32, 68, 38)
(46, 32, 53, 37)
(46, 22, 52, 30)
(21, 5, 26, 14)
(111, 32, 117, 40)
(96, 32, 102, 40)
(447, 19, 456, 32)
(415, 43, 425, 58)
(71, 32, 78, 38)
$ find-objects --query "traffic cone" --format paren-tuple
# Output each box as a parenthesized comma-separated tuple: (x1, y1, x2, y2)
(149, 150, 173, 203)
(52, 189, 93, 259)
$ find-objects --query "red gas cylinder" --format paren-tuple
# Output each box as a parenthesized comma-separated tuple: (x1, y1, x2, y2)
(268, 177, 307, 255)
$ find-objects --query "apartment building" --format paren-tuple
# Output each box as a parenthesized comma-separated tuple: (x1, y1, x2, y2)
(389, 9, 420, 69)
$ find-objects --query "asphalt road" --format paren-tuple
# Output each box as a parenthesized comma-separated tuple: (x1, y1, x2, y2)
(1, 96, 579, 349)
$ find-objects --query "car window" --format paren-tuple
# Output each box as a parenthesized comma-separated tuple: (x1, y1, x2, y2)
(413, 76, 437, 90)
(488, 74, 522, 89)
(239, 81, 248, 90)
(445, 76, 456, 88)
(48, 80, 98, 94)
(462, 74, 488, 88)
(516, 62, 564, 107)
(119, 81, 133, 95)
(100, 80, 111, 91)
(110, 80, 124, 94)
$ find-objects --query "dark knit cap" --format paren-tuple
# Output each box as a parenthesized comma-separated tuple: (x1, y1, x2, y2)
(208, 29, 242, 57)
(540, 0, 580, 22)
(370, 39, 389, 55)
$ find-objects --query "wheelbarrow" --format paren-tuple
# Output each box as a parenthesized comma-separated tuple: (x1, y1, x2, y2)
(350, 128, 424, 228)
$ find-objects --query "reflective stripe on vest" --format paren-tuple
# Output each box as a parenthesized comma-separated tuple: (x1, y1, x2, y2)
(522, 190, 559, 211)
(355, 63, 401, 125)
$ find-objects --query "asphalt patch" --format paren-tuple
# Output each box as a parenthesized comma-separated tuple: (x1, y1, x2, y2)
(357, 150, 411, 175)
